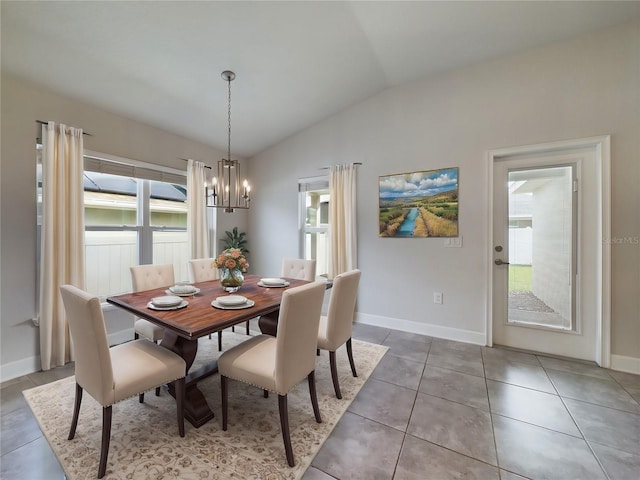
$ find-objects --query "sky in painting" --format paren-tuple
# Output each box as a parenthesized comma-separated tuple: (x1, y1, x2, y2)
(379, 167, 458, 199)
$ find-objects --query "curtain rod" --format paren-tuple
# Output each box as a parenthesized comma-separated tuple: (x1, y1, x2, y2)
(180, 158, 212, 169)
(36, 120, 92, 136)
(320, 162, 362, 170)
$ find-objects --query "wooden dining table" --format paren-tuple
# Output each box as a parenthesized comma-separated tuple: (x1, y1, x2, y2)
(107, 274, 309, 428)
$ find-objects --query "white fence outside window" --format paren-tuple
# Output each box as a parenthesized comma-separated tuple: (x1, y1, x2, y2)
(86, 231, 188, 299)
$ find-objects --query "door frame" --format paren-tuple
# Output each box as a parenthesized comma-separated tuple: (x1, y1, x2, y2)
(486, 136, 611, 367)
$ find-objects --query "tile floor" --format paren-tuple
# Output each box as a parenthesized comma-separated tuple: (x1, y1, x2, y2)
(2, 323, 639, 479)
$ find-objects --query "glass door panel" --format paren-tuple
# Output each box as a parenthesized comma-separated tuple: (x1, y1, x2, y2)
(507, 165, 575, 330)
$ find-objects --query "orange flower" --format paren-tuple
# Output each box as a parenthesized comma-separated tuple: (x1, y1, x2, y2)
(213, 248, 249, 273)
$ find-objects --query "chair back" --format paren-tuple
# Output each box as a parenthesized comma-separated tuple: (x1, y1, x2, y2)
(188, 258, 218, 283)
(281, 258, 316, 281)
(130, 264, 175, 292)
(59, 285, 114, 404)
(275, 282, 326, 392)
(325, 269, 361, 349)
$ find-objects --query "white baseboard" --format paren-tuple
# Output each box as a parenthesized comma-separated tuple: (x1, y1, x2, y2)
(0, 328, 134, 383)
(355, 312, 486, 346)
(610, 354, 640, 375)
(0, 355, 41, 383)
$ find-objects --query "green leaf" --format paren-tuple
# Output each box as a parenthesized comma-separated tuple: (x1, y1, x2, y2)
(221, 227, 249, 254)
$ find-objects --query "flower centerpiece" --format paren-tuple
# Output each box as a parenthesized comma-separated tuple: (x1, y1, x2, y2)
(214, 248, 249, 292)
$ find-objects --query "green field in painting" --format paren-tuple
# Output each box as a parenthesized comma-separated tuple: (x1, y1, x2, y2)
(379, 189, 458, 237)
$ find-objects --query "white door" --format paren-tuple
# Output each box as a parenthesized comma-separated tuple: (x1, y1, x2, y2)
(489, 137, 611, 365)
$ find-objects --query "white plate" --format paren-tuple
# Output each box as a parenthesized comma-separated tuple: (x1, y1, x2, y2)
(148, 300, 188, 311)
(211, 299, 255, 310)
(169, 284, 197, 295)
(151, 295, 183, 307)
(166, 287, 200, 297)
(215, 295, 248, 306)
(258, 281, 290, 288)
(261, 277, 286, 286)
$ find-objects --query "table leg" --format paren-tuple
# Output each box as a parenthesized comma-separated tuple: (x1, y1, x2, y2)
(162, 330, 217, 428)
(258, 311, 279, 336)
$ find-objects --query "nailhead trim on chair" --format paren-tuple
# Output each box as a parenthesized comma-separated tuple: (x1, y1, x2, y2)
(221, 375, 290, 397)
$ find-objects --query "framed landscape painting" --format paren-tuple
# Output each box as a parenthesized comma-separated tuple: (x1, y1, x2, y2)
(379, 167, 459, 237)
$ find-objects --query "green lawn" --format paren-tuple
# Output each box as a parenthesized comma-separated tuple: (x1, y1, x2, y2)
(509, 265, 532, 292)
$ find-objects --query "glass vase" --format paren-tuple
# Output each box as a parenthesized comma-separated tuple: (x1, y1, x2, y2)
(220, 268, 244, 293)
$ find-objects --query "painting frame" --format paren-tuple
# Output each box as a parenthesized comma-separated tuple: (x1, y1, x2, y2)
(378, 167, 459, 238)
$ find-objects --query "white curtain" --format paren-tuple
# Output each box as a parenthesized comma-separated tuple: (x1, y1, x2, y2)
(40, 122, 85, 370)
(187, 159, 210, 259)
(329, 164, 358, 278)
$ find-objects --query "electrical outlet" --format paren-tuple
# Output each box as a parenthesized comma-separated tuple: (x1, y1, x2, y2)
(433, 292, 443, 304)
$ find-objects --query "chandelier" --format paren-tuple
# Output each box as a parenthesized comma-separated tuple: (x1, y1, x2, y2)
(205, 70, 251, 212)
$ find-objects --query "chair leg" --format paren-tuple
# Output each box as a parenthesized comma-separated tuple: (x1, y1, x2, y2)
(175, 377, 185, 437)
(278, 394, 295, 467)
(221, 375, 228, 431)
(307, 371, 322, 423)
(68, 382, 83, 440)
(264, 389, 269, 398)
(346, 338, 358, 377)
(139, 392, 144, 403)
(329, 351, 342, 399)
(218, 331, 223, 351)
(231, 325, 235, 332)
(155, 386, 161, 396)
(245, 320, 250, 335)
(316, 348, 320, 356)
(98, 405, 112, 479)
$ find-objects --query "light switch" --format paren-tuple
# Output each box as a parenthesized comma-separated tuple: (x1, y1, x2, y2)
(444, 236, 462, 248)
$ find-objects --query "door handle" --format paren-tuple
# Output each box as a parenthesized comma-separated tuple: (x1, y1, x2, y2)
(494, 259, 510, 266)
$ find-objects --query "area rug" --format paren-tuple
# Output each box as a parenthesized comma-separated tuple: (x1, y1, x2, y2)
(24, 333, 388, 479)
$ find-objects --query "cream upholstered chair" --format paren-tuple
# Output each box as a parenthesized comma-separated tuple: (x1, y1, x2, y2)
(188, 258, 225, 350)
(130, 264, 175, 343)
(317, 269, 361, 399)
(60, 285, 186, 479)
(219, 282, 326, 467)
(130, 264, 175, 397)
(258, 258, 317, 336)
(188, 257, 218, 283)
(281, 258, 316, 281)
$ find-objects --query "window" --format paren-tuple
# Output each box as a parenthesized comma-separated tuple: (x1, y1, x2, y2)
(84, 156, 188, 299)
(37, 149, 189, 302)
(299, 177, 329, 277)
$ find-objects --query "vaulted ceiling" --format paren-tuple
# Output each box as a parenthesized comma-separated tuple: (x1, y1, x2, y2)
(2, 1, 638, 157)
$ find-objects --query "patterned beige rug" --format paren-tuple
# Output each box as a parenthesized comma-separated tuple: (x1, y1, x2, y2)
(24, 333, 388, 479)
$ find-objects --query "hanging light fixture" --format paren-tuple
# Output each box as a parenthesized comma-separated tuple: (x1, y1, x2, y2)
(205, 70, 251, 212)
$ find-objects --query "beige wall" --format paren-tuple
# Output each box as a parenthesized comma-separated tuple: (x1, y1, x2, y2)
(248, 21, 640, 365)
(0, 74, 248, 376)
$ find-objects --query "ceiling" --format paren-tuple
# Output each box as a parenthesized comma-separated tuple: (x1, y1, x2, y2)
(2, 1, 639, 158)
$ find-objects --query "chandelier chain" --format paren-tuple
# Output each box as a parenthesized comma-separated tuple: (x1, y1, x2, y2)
(227, 76, 232, 161)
